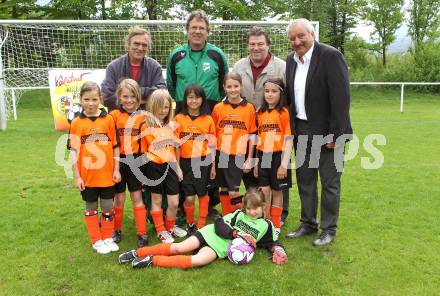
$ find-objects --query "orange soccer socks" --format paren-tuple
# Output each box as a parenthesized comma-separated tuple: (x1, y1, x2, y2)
(133, 205, 147, 236)
(270, 206, 283, 228)
(113, 207, 124, 232)
(197, 195, 209, 228)
(136, 242, 172, 257)
(101, 211, 115, 239)
(183, 202, 195, 226)
(165, 218, 176, 233)
(152, 255, 192, 269)
(84, 210, 101, 244)
(219, 191, 232, 215)
(150, 209, 166, 234)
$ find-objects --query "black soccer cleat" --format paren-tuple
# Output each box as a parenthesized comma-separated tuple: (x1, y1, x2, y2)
(137, 234, 149, 248)
(186, 224, 198, 237)
(112, 231, 122, 243)
(118, 250, 137, 264)
(132, 255, 153, 269)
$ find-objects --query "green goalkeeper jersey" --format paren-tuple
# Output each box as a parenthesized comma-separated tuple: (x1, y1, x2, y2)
(198, 210, 279, 258)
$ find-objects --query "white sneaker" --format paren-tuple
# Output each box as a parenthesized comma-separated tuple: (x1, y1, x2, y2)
(170, 225, 187, 238)
(104, 238, 119, 252)
(92, 239, 111, 254)
(158, 231, 174, 243)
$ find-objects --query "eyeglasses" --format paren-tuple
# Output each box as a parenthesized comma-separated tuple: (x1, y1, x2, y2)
(189, 26, 207, 32)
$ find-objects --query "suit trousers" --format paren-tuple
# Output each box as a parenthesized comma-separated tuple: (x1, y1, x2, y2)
(294, 119, 344, 235)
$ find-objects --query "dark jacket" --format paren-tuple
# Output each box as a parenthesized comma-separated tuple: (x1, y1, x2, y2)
(101, 54, 166, 111)
(286, 41, 352, 142)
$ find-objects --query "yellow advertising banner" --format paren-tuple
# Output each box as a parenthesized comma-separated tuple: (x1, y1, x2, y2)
(49, 69, 106, 131)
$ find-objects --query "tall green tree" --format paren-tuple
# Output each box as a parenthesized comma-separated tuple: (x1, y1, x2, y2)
(364, 0, 404, 66)
(45, 0, 99, 19)
(175, 0, 270, 20)
(325, 0, 364, 54)
(0, 0, 43, 19)
(407, 0, 440, 48)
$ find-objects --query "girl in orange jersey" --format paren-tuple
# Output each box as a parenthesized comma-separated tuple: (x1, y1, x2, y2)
(254, 77, 293, 230)
(174, 84, 216, 235)
(141, 89, 187, 243)
(212, 72, 257, 216)
(110, 79, 149, 247)
(68, 81, 121, 254)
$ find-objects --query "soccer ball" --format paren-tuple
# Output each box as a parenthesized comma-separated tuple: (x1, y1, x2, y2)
(227, 237, 255, 265)
(66, 103, 82, 123)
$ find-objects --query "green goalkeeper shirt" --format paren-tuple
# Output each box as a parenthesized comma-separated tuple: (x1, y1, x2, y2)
(198, 210, 279, 258)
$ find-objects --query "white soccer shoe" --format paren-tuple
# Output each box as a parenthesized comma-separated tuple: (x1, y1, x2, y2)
(92, 239, 111, 254)
(104, 238, 120, 252)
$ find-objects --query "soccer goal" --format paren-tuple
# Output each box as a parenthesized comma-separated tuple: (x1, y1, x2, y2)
(0, 19, 319, 130)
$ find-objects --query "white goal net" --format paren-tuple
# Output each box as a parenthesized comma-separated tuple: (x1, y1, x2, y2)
(0, 20, 319, 130)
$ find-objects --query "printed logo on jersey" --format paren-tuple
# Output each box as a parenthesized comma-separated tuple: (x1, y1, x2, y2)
(259, 123, 281, 133)
(219, 119, 247, 130)
(80, 133, 110, 144)
(179, 131, 204, 141)
(203, 62, 210, 72)
(151, 138, 178, 150)
(235, 220, 260, 240)
(118, 128, 140, 137)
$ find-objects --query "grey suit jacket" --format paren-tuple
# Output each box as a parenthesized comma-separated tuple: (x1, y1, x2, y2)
(286, 41, 352, 141)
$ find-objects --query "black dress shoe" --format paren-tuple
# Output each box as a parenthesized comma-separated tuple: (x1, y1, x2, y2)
(285, 224, 317, 238)
(312, 232, 335, 246)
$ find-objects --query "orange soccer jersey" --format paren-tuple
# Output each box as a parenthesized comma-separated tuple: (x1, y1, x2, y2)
(141, 124, 179, 164)
(68, 110, 119, 187)
(212, 99, 257, 156)
(110, 108, 146, 155)
(174, 113, 216, 158)
(256, 107, 292, 153)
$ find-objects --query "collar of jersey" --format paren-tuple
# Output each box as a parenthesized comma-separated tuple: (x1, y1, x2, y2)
(118, 105, 142, 115)
(223, 97, 247, 107)
(79, 108, 108, 119)
(186, 41, 208, 53)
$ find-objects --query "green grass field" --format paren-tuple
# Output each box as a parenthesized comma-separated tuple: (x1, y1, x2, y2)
(1, 89, 439, 296)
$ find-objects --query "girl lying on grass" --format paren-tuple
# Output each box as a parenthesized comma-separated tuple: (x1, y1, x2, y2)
(118, 188, 288, 269)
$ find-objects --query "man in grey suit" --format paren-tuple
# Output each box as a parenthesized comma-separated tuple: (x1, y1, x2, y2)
(285, 19, 352, 246)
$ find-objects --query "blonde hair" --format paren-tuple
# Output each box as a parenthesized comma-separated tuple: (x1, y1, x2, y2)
(145, 89, 174, 127)
(79, 81, 102, 103)
(116, 78, 141, 106)
(243, 188, 265, 211)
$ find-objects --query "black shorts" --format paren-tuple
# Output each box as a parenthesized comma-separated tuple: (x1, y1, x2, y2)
(81, 186, 115, 202)
(215, 151, 244, 192)
(180, 156, 213, 196)
(257, 151, 292, 190)
(193, 230, 218, 259)
(142, 161, 179, 195)
(115, 156, 142, 193)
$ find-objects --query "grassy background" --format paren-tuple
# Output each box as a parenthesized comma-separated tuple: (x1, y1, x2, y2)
(0, 89, 439, 295)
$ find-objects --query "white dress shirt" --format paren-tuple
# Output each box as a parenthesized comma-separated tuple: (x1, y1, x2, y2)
(293, 43, 314, 120)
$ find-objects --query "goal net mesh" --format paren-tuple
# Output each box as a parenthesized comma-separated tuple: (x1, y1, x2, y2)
(0, 21, 318, 121)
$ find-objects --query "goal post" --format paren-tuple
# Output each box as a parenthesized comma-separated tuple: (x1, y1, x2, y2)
(0, 19, 319, 130)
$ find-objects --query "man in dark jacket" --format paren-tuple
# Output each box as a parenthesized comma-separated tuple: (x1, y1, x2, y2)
(284, 19, 352, 246)
(102, 27, 166, 111)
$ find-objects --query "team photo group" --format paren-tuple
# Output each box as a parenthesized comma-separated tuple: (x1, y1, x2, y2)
(68, 9, 352, 270)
